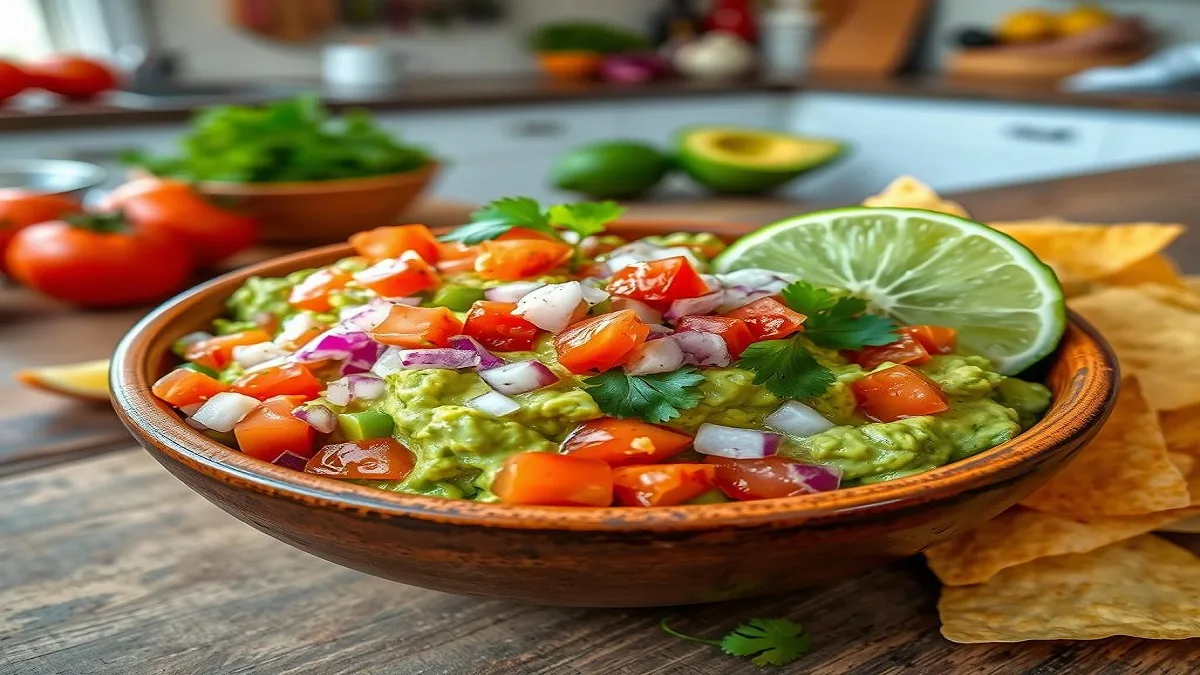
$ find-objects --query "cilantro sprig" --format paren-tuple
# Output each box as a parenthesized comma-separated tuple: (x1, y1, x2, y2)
(660, 617, 811, 668)
(736, 338, 836, 400)
(582, 367, 704, 424)
(440, 197, 625, 270)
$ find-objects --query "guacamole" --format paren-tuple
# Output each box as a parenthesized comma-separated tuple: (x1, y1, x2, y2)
(156, 214, 1053, 508)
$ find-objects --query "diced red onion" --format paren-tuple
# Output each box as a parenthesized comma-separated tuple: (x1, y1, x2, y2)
(624, 338, 685, 375)
(513, 282, 588, 333)
(663, 291, 724, 322)
(700, 274, 720, 292)
(612, 298, 663, 324)
(694, 423, 781, 459)
(384, 348, 481, 371)
(673, 331, 731, 367)
(714, 269, 799, 313)
(295, 328, 374, 363)
(272, 450, 310, 471)
(190, 392, 261, 432)
(485, 281, 545, 303)
(448, 335, 505, 370)
(232, 342, 289, 368)
(479, 360, 558, 395)
(346, 373, 386, 400)
(468, 390, 521, 416)
(765, 401, 835, 438)
(388, 296, 422, 306)
(276, 313, 320, 345)
(786, 463, 843, 493)
(292, 403, 338, 433)
(339, 299, 393, 331)
(324, 378, 352, 406)
(646, 324, 674, 340)
(717, 288, 775, 313)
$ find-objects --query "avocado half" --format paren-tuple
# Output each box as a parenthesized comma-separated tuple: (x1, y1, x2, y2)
(674, 126, 845, 195)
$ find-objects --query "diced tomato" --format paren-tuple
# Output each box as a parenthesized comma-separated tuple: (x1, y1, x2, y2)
(232, 363, 324, 401)
(612, 463, 717, 507)
(353, 251, 440, 298)
(900, 325, 957, 355)
(554, 309, 650, 374)
(849, 333, 931, 371)
(349, 224, 440, 263)
(725, 297, 807, 341)
(369, 304, 463, 348)
(436, 241, 480, 274)
(497, 227, 558, 242)
(304, 438, 416, 480)
(851, 365, 949, 423)
(492, 452, 613, 506)
(463, 300, 541, 351)
(288, 267, 352, 313)
(474, 239, 572, 281)
(561, 418, 694, 466)
(675, 315, 754, 357)
(706, 455, 825, 501)
(184, 329, 273, 371)
(234, 395, 317, 462)
(606, 256, 710, 303)
(152, 368, 229, 407)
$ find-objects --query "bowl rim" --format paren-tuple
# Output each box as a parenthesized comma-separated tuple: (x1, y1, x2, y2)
(0, 158, 108, 194)
(194, 162, 439, 194)
(111, 221, 1119, 533)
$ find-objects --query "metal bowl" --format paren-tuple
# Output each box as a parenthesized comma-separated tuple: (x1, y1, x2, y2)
(0, 159, 108, 197)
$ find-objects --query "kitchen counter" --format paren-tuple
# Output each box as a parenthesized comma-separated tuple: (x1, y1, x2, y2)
(2, 160, 1199, 675)
(1, 73, 1197, 133)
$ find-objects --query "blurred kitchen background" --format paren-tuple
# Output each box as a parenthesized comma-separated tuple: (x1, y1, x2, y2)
(2, 0, 1200, 206)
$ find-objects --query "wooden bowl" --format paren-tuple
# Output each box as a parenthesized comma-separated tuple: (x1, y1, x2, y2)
(535, 51, 604, 80)
(196, 164, 439, 245)
(110, 220, 1119, 607)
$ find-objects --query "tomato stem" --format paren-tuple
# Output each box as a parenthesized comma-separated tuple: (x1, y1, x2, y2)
(66, 210, 128, 234)
(659, 617, 722, 647)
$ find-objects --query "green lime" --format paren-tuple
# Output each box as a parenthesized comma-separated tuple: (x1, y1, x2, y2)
(713, 207, 1066, 374)
(674, 126, 844, 195)
(550, 141, 671, 199)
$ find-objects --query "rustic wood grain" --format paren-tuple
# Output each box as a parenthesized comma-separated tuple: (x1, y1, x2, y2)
(1, 451, 1196, 675)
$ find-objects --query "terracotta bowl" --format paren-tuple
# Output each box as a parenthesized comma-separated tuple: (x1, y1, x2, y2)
(196, 164, 439, 245)
(111, 220, 1119, 608)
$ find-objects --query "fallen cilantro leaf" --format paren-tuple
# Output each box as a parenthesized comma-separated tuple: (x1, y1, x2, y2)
(548, 201, 625, 238)
(441, 196, 555, 244)
(736, 337, 836, 399)
(719, 618, 811, 667)
(583, 368, 704, 424)
(659, 617, 811, 668)
(780, 281, 897, 350)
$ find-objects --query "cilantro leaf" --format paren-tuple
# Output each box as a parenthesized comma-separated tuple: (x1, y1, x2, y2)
(736, 337, 836, 399)
(548, 201, 625, 238)
(719, 618, 811, 667)
(583, 368, 704, 424)
(441, 197, 555, 244)
(780, 281, 898, 350)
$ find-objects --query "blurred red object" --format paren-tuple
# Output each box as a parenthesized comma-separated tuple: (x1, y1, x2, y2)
(0, 61, 28, 103)
(706, 0, 758, 43)
(24, 55, 118, 100)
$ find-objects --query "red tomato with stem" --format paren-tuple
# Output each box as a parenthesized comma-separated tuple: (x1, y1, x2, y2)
(24, 55, 117, 99)
(606, 256, 710, 303)
(0, 190, 81, 275)
(554, 310, 650, 374)
(463, 300, 542, 351)
(851, 365, 949, 422)
(561, 418, 694, 466)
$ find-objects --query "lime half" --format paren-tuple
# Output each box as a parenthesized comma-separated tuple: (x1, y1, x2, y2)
(713, 207, 1066, 375)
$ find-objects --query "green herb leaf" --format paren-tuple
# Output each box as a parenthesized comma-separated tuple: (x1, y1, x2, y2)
(548, 201, 625, 238)
(437, 219, 517, 245)
(735, 337, 836, 399)
(442, 197, 557, 244)
(583, 368, 705, 424)
(719, 618, 811, 667)
(780, 281, 898, 350)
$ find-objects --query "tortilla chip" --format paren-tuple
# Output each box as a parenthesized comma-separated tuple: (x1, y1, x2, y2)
(1169, 451, 1196, 477)
(1020, 377, 1190, 516)
(1186, 275, 1200, 296)
(1095, 253, 1185, 290)
(1069, 287, 1200, 411)
(1161, 405, 1200, 459)
(925, 505, 1198, 586)
(990, 220, 1183, 286)
(938, 535, 1200, 642)
(862, 176, 970, 217)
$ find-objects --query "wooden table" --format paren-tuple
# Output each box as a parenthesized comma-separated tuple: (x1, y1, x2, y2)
(4, 164, 1200, 675)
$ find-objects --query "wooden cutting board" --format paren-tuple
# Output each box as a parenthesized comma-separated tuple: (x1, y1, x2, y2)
(811, 0, 932, 77)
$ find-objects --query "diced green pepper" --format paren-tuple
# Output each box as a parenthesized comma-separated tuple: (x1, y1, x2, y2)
(179, 362, 220, 378)
(338, 410, 395, 440)
(203, 429, 238, 446)
(683, 489, 731, 505)
(428, 284, 486, 312)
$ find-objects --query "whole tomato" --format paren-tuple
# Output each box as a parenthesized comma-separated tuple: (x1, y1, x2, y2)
(104, 178, 258, 266)
(0, 61, 28, 103)
(5, 214, 193, 308)
(0, 190, 81, 275)
(25, 55, 117, 100)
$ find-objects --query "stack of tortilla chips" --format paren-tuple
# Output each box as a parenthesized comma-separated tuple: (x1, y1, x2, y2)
(867, 178, 1200, 643)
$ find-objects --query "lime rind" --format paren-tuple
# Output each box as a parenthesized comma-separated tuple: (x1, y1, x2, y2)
(713, 207, 1066, 375)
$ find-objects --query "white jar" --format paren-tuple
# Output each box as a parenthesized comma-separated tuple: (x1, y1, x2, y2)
(760, 0, 816, 79)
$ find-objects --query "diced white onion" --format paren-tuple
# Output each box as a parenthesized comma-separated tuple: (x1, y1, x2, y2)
(233, 342, 289, 369)
(612, 298, 663, 324)
(275, 313, 320, 345)
(484, 281, 545, 303)
(190, 392, 261, 432)
(604, 241, 703, 272)
(375, 348, 479, 372)
(178, 403, 203, 417)
(513, 282, 589, 333)
(765, 401, 835, 438)
(468, 390, 521, 417)
(579, 283, 610, 306)
(244, 355, 291, 374)
(339, 299, 393, 331)
(694, 423, 781, 459)
(673, 331, 731, 367)
(479, 360, 558, 395)
(292, 403, 338, 434)
(347, 373, 386, 400)
(663, 291, 724, 322)
(324, 378, 352, 406)
(624, 338, 685, 375)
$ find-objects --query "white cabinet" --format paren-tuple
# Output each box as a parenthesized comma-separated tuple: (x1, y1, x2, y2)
(1099, 113, 1200, 170)
(785, 93, 1117, 203)
(613, 93, 788, 144)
